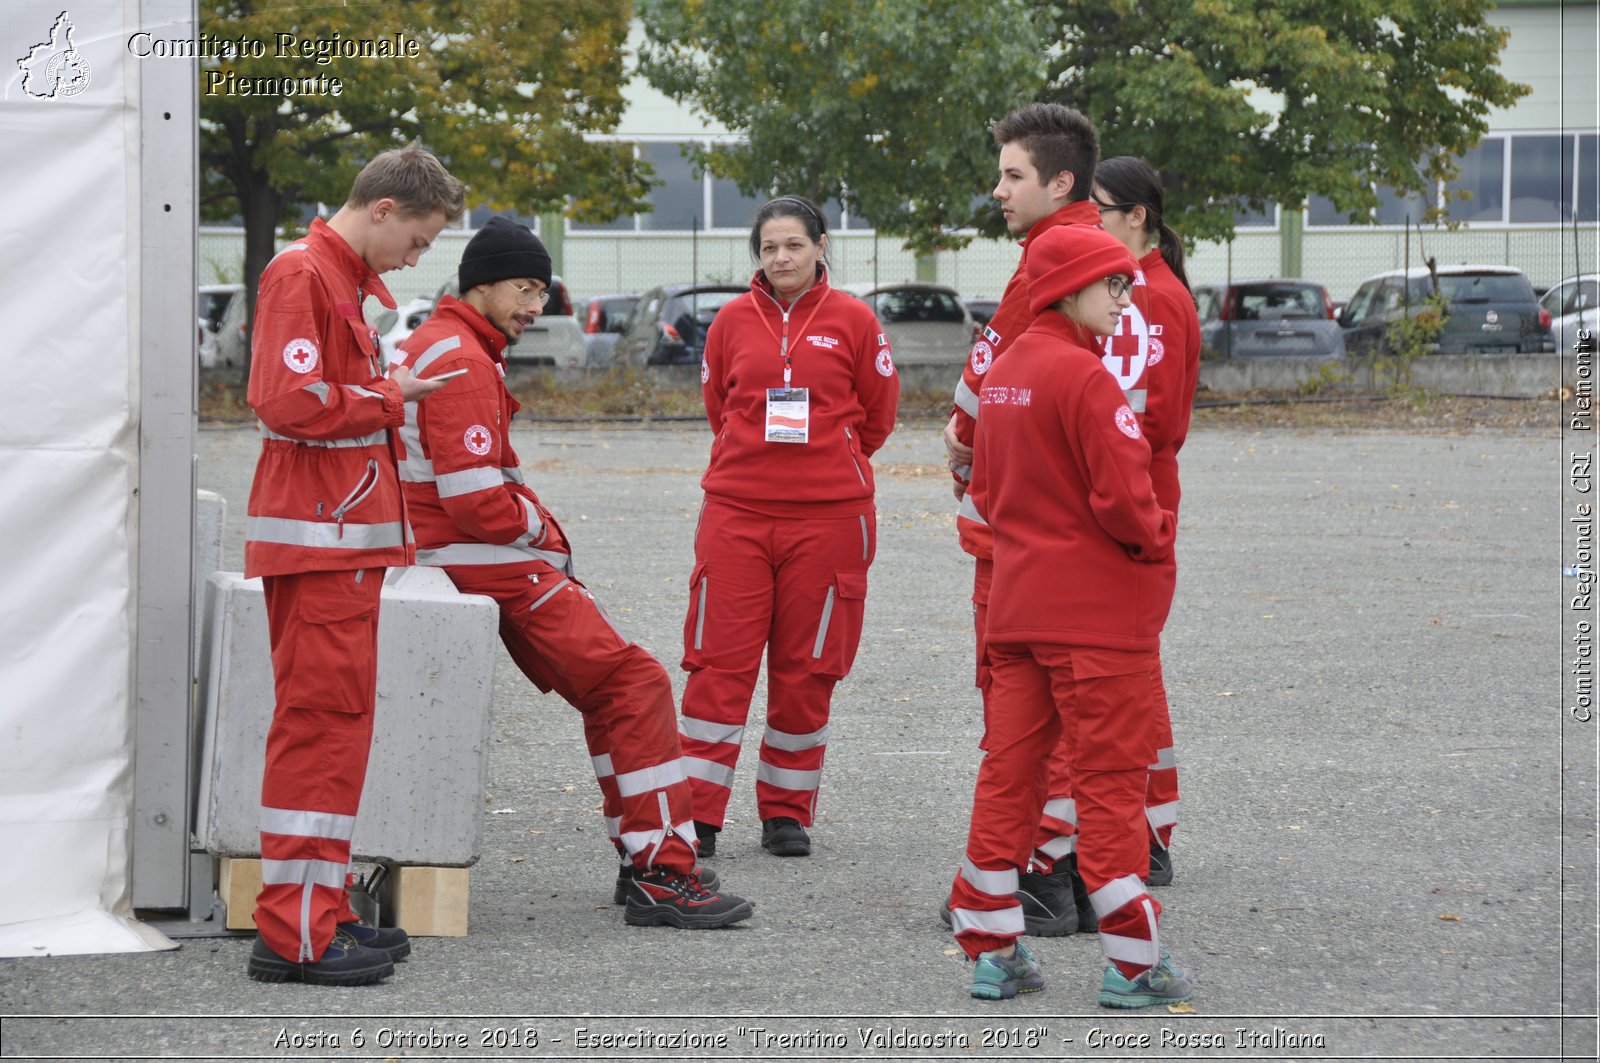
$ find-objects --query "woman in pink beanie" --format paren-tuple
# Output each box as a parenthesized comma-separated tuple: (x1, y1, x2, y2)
(946, 224, 1194, 1009)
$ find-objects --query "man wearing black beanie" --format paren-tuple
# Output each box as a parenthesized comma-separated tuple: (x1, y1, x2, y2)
(394, 218, 754, 929)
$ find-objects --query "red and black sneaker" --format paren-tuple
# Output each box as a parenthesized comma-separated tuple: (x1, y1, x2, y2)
(622, 868, 753, 929)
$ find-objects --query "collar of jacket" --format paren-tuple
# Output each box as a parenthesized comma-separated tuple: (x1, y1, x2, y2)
(750, 264, 832, 312)
(431, 294, 510, 363)
(307, 216, 397, 310)
(1022, 199, 1102, 248)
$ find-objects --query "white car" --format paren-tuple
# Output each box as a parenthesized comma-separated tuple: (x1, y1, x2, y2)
(197, 283, 246, 368)
(368, 297, 437, 366)
(842, 281, 977, 365)
(1540, 274, 1599, 356)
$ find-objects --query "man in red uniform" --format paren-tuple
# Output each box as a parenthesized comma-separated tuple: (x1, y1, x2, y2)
(244, 144, 465, 985)
(941, 103, 1103, 936)
(396, 217, 752, 929)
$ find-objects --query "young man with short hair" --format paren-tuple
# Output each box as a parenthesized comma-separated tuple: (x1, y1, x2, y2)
(942, 103, 1104, 939)
(244, 143, 465, 986)
(395, 217, 753, 930)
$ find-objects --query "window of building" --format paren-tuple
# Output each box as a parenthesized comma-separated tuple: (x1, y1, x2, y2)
(1509, 135, 1571, 223)
(641, 141, 702, 230)
(1578, 133, 1598, 223)
(1445, 138, 1505, 223)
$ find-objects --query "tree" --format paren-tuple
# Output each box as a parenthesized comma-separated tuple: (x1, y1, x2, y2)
(201, 0, 648, 380)
(638, 0, 1048, 254)
(1041, 0, 1530, 242)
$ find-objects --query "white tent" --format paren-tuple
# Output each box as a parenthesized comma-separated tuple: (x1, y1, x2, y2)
(0, 0, 194, 956)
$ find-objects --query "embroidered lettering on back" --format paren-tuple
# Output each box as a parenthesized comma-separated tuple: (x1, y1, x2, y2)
(979, 385, 1033, 407)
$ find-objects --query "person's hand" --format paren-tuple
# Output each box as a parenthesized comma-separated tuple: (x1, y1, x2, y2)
(390, 363, 450, 403)
(943, 413, 973, 466)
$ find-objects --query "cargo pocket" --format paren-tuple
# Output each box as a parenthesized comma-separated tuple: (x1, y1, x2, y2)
(680, 562, 710, 672)
(811, 570, 869, 679)
(287, 588, 377, 713)
(1070, 647, 1157, 771)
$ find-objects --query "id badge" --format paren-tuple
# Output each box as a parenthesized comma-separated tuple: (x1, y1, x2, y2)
(765, 387, 810, 444)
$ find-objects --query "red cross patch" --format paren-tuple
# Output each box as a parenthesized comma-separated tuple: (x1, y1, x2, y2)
(463, 424, 493, 456)
(875, 347, 895, 377)
(281, 338, 319, 374)
(1115, 405, 1142, 439)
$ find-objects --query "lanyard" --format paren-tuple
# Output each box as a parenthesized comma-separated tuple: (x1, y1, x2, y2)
(755, 286, 831, 387)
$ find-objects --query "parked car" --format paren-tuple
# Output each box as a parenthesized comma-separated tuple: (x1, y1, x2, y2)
(965, 296, 1000, 327)
(1192, 279, 1345, 360)
(846, 282, 976, 365)
(1339, 265, 1553, 357)
(197, 283, 246, 368)
(611, 284, 747, 366)
(366, 296, 436, 366)
(432, 275, 588, 368)
(1540, 273, 1599, 355)
(574, 293, 640, 366)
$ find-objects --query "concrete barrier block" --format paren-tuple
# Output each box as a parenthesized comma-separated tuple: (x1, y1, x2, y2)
(194, 568, 499, 866)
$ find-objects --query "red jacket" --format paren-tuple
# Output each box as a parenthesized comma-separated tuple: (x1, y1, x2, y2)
(699, 270, 900, 516)
(1097, 248, 1200, 515)
(951, 200, 1101, 558)
(973, 313, 1176, 650)
(395, 297, 571, 574)
(245, 217, 410, 578)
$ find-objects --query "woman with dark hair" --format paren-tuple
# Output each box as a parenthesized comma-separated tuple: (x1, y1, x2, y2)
(676, 195, 900, 859)
(1089, 155, 1201, 886)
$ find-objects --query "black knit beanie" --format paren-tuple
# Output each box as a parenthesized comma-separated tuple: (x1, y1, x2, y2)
(459, 216, 553, 293)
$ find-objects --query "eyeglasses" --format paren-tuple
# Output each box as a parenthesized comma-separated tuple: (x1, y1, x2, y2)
(1106, 275, 1134, 299)
(1094, 199, 1134, 215)
(504, 280, 550, 307)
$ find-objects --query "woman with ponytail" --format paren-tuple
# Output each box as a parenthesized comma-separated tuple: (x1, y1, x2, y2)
(1089, 155, 1201, 887)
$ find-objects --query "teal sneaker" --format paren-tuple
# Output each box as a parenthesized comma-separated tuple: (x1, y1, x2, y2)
(970, 942, 1045, 1000)
(1098, 955, 1195, 1008)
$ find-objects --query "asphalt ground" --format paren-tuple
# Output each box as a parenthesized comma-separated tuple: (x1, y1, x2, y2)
(1, 415, 1594, 1062)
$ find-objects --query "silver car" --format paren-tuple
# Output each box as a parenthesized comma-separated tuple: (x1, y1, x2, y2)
(1195, 279, 1346, 360)
(845, 282, 976, 365)
(1540, 274, 1598, 356)
(432, 276, 589, 368)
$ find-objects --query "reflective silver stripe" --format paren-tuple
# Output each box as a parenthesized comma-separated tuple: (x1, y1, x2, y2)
(620, 819, 695, 860)
(684, 756, 736, 789)
(1100, 930, 1161, 969)
(591, 753, 614, 778)
(954, 378, 980, 417)
(259, 424, 390, 449)
(247, 515, 405, 550)
(1042, 797, 1077, 824)
(811, 586, 836, 658)
(306, 381, 331, 405)
(615, 758, 688, 799)
(417, 542, 572, 571)
(693, 576, 708, 651)
(604, 815, 621, 838)
(680, 717, 744, 746)
(951, 462, 971, 483)
(520, 496, 545, 543)
(859, 515, 869, 561)
(529, 578, 572, 612)
(260, 806, 356, 841)
(950, 904, 1025, 937)
(398, 449, 434, 482)
(763, 724, 829, 752)
(1123, 387, 1147, 413)
(1038, 834, 1076, 860)
(342, 384, 386, 400)
(435, 466, 502, 498)
(260, 858, 347, 889)
(755, 762, 821, 791)
(412, 335, 462, 377)
(958, 492, 987, 525)
(1089, 873, 1148, 919)
(276, 243, 308, 257)
(1149, 747, 1177, 771)
(1146, 800, 1179, 830)
(960, 858, 1017, 898)
(502, 465, 526, 486)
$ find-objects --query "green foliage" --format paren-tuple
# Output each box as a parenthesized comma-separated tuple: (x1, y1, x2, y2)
(1044, 0, 1530, 243)
(638, 0, 1048, 253)
(201, 0, 646, 225)
(1375, 289, 1450, 393)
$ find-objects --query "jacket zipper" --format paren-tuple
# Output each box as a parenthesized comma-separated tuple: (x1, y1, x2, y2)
(843, 426, 866, 485)
(331, 458, 380, 539)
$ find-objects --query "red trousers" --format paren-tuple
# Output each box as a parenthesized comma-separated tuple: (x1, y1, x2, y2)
(450, 564, 697, 874)
(949, 642, 1164, 978)
(679, 499, 874, 827)
(257, 568, 381, 963)
(972, 557, 1179, 871)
